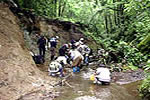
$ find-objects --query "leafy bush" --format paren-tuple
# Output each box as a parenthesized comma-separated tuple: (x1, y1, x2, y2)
(139, 74, 150, 100)
(98, 39, 148, 66)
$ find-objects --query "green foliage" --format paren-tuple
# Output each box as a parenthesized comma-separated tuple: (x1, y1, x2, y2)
(101, 39, 148, 66)
(139, 74, 150, 100)
(7, 0, 148, 66)
(139, 59, 150, 100)
(127, 63, 138, 70)
(138, 34, 150, 53)
(143, 59, 150, 72)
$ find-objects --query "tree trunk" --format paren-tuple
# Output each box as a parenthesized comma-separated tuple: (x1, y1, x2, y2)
(113, 0, 117, 25)
(104, 14, 109, 34)
(61, 2, 66, 17)
(54, 0, 57, 17)
(108, 15, 113, 33)
(58, 0, 62, 17)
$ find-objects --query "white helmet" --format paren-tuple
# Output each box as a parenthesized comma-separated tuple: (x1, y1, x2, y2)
(80, 38, 84, 41)
(49, 61, 59, 73)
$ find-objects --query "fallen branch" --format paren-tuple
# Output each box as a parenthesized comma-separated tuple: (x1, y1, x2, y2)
(65, 81, 74, 88)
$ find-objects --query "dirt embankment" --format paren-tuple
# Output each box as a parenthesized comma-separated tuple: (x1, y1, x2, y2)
(0, 3, 57, 100)
(38, 19, 98, 49)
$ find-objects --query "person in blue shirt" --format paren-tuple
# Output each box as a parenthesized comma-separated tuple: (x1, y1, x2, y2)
(49, 36, 59, 48)
(48, 36, 59, 60)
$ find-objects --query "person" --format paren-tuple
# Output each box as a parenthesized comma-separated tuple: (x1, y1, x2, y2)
(77, 44, 91, 65)
(79, 38, 84, 45)
(71, 39, 76, 45)
(49, 36, 59, 48)
(48, 61, 63, 77)
(37, 35, 46, 58)
(59, 43, 71, 56)
(76, 38, 91, 65)
(56, 56, 70, 68)
(74, 38, 83, 49)
(83, 45, 91, 65)
(94, 64, 111, 85)
(50, 47, 56, 61)
(48, 56, 69, 77)
(48, 36, 59, 60)
(68, 49, 84, 72)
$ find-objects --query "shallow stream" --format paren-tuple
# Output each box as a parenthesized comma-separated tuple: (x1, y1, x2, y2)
(55, 68, 142, 100)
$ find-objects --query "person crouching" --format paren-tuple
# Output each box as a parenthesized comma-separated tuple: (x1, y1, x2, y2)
(94, 64, 111, 85)
(69, 49, 84, 73)
(48, 61, 64, 77)
(48, 56, 68, 77)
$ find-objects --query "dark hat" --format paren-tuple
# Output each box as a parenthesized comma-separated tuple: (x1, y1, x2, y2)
(71, 40, 76, 44)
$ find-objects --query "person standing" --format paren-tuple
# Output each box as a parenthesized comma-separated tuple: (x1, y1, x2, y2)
(48, 56, 69, 77)
(49, 36, 59, 48)
(37, 35, 46, 58)
(77, 38, 91, 65)
(48, 36, 59, 60)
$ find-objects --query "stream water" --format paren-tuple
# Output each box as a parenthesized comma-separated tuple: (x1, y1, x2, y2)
(54, 68, 142, 100)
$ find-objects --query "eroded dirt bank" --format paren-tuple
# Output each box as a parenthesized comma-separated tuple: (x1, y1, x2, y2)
(0, 3, 57, 100)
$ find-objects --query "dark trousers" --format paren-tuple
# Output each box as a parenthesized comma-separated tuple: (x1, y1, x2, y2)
(95, 77, 110, 85)
(59, 48, 66, 56)
(39, 47, 46, 57)
(50, 42, 57, 48)
(50, 47, 56, 60)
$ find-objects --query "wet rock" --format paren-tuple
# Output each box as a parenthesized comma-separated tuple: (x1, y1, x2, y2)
(112, 69, 145, 85)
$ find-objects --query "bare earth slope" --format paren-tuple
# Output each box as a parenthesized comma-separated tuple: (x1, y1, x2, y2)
(0, 3, 55, 100)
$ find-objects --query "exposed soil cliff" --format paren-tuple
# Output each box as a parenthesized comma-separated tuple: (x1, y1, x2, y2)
(0, 3, 56, 100)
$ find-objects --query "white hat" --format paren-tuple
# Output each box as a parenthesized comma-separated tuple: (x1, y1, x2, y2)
(56, 36, 59, 39)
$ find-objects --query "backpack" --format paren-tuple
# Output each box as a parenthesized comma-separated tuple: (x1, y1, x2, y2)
(30, 51, 45, 64)
(32, 55, 45, 64)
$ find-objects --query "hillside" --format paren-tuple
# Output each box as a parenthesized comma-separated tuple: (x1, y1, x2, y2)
(0, 3, 57, 100)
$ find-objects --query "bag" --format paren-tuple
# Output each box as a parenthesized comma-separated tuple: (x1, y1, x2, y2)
(90, 74, 95, 81)
(30, 51, 45, 64)
(32, 55, 45, 64)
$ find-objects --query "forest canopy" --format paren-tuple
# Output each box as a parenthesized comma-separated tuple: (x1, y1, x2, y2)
(10, 0, 149, 53)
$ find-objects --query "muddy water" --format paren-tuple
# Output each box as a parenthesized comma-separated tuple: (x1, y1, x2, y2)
(54, 68, 142, 100)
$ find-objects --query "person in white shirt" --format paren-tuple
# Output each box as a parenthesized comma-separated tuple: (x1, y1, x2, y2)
(94, 64, 111, 85)
(48, 56, 68, 77)
(48, 61, 63, 77)
(75, 38, 84, 49)
(56, 56, 67, 65)
(77, 44, 91, 65)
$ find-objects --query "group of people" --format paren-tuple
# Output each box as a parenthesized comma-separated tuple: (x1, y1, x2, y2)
(37, 35, 59, 59)
(36, 35, 111, 85)
(36, 35, 91, 74)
